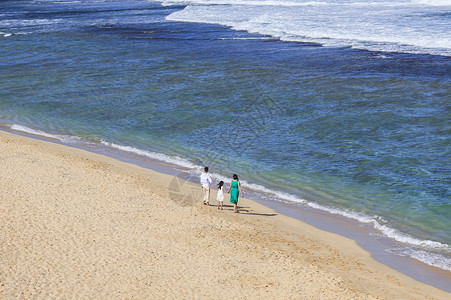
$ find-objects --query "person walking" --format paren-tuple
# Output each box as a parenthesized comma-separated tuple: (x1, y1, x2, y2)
(227, 174, 243, 213)
(200, 167, 214, 205)
(216, 181, 225, 210)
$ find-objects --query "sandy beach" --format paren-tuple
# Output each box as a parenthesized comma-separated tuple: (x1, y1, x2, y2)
(0, 130, 449, 299)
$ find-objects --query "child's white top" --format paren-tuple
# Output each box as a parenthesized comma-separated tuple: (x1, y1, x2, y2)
(217, 188, 224, 201)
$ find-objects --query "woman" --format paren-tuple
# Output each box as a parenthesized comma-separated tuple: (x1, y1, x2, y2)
(227, 174, 243, 213)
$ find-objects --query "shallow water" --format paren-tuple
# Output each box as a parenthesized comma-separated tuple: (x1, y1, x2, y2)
(1, 0, 450, 275)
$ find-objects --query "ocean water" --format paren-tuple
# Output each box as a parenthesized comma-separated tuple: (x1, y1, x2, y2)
(1, 0, 450, 280)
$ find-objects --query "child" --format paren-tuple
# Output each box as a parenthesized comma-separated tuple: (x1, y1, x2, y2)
(216, 181, 225, 210)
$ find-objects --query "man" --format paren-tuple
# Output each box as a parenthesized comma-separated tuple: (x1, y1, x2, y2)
(200, 166, 214, 205)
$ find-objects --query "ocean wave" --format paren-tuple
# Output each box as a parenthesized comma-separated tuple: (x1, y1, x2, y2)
(10, 124, 198, 169)
(161, 0, 451, 7)
(413, 0, 451, 6)
(374, 224, 450, 250)
(164, 0, 451, 56)
(51, 1, 82, 3)
(388, 248, 451, 271)
(100, 141, 199, 169)
(0, 18, 65, 27)
(10, 124, 83, 143)
(217, 37, 274, 40)
(0, 32, 12, 37)
(161, 0, 329, 6)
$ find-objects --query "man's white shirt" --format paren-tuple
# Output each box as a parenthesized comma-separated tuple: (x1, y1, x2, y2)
(200, 172, 212, 188)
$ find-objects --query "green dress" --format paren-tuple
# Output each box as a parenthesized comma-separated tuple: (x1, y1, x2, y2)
(230, 180, 239, 204)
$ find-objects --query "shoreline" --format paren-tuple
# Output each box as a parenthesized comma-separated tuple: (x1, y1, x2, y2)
(2, 123, 451, 292)
(1, 129, 450, 298)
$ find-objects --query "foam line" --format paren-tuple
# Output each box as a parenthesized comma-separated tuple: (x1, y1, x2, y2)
(161, 0, 329, 7)
(163, 0, 451, 56)
(388, 248, 451, 271)
(11, 124, 76, 142)
(100, 141, 199, 169)
(414, 0, 451, 5)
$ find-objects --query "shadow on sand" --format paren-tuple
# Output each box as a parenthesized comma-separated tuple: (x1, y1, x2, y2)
(211, 204, 277, 217)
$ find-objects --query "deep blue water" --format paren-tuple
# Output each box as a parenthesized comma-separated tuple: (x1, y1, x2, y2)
(1, 0, 450, 274)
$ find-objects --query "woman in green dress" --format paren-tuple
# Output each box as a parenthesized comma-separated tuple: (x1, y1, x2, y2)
(227, 174, 243, 213)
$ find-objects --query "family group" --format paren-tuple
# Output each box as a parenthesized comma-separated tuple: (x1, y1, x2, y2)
(200, 167, 243, 213)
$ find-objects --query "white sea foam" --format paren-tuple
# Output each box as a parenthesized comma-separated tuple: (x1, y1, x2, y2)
(10, 124, 198, 169)
(0, 19, 64, 27)
(217, 37, 273, 40)
(10, 124, 77, 142)
(413, 0, 451, 6)
(0, 32, 12, 37)
(375, 224, 449, 249)
(388, 248, 451, 271)
(162, 0, 329, 6)
(100, 141, 198, 169)
(51, 1, 82, 3)
(163, 0, 451, 56)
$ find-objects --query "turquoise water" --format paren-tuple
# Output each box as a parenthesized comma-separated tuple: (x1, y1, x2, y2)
(0, 0, 450, 273)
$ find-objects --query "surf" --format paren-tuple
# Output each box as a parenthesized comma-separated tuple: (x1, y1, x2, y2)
(163, 0, 451, 56)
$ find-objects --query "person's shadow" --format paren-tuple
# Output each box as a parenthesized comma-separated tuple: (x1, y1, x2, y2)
(219, 205, 277, 217)
(239, 208, 277, 217)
